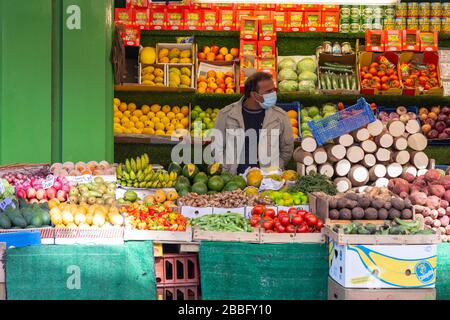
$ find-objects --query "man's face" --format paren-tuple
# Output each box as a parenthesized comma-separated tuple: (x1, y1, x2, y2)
(251, 79, 275, 103)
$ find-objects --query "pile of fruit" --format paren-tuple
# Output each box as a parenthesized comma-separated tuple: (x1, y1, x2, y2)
(400, 61, 439, 92)
(0, 201, 51, 230)
(114, 98, 190, 137)
(197, 70, 236, 94)
(419, 106, 450, 140)
(121, 203, 188, 231)
(378, 106, 418, 124)
(250, 205, 323, 234)
(286, 110, 300, 140)
(190, 105, 219, 138)
(197, 45, 239, 62)
(360, 57, 400, 91)
(157, 47, 192, 64)
(245, 168, 298, 189)
(168, 66, 192, 89)
(264, 190, 308, 206)
(67, 177, 116, 206)
(141, 65, 165, 87)
(0, 179, 15, 204)
(117, 190, 140, 205)
(300, 104, 337, 138)
(143, 190, 178, 208)
(117, 154, 178, 189)
(50, 203, 124, 228)
(50, 161, 115, 176)
(15, 175, 71, 204)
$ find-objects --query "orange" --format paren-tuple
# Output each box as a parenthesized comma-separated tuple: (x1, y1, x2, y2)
(128, 103, 137, 112)
(156, 111, 165, 119)
(114, 105, 119, 113)
(133, 110, 143, 118)
(230, 48, 239, 57)
(198, 87, 206, 93)
(171, 119, 179, 126)
(216, 72, 225, 80)
(219, 47, 228, 55)
(172, 106, 180, 114)
(150, 104, 161, 113)
(123, 111, 131, 118)
(215, 88, 224, 94)
(135, 121, 145, 129)
(151, 117, 161, 124)
(207, 70, 216, 78)
(292, 127, 299, 135)
(181, 106, 189, 116)
(114, 117, 120, 124)
(198, 81, 208, 89)
(141, 105, 150, 115)
(290, 118, 298, 127)
(119, 103, 128, 112)
(140, 115, 148, 122)
(225, 54, 234, 62)
(206, 52, 216, 61)
(287, 110, 298, 119)
(202, 46, 211, 54)
(145, 121, 154, 129)
(162, 105, 171, 113)
(114, 111, 123, 118)
(114, 98, 121, 107)
(143, 128, 155, 135)
(181, 118, 189, 128)
(176, 113, 185, 120)
(207, 77, 216, 83)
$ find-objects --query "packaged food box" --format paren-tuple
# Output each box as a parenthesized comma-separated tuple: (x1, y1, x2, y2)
(366, 30, 385, 52)
(240, 17, 259, 41)
(203, 9, 218, 31)
(273, 11, 287, 32)
(115, 8, 134, 25)
(166, 9, 184, 31)
(322, 11, 339, 32)
(302, 4, 321, 11)
(288, 11, 304, 32)
(121, 25, 141, 47)
(402, 30, 420, 51)
(420, 31, 438, 52)
(305, 11, 321, 32)
(218, 9, 235, 31)
(259, 19, 276, 41)
(126, 0, 148, 8)
(254, 11, 272, 21)
(149, 9, 166, 30)
(258, 41, 276, 59)
(385, 30, 402, 52)
(134, 8, 149, 30)
(240, 40, 258, 57)
(276, 4, 301, 11)
(184, 9, 204, 30)
(236, 9, 254, 27)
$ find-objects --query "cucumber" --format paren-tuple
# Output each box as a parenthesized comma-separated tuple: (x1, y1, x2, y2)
(345, 74, 351, 90)
(320, 67, 353, 73)
(10, 214, 27, 228)
(324, 62, 353, 70)
(0, 214, 12, 229)
(331, 73, 339, 90)
(325, 73, 332, 90)
(320, 74, 327, 90)
(338, 74, 345, 89)
(351, 74, 357, 90)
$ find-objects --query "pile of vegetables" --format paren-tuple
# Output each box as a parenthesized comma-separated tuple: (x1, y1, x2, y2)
(325, 188, 414, 220)
(289, 173, 337, 196)
(122, 203, 188, 231)
(319, 63, 358, 91)
(0, 179, 16, 206)
(178, 190, 273, 208)
(378, 106, 418, 124)
(419, 106, 450, 140)
(332, 218, 434, 235)
(400, 61, 439, 92)
(250, 205, 323, 234)
(278, 57, 317, 93)
(190, 213, 253, 232)
(0, 200, 51, 230)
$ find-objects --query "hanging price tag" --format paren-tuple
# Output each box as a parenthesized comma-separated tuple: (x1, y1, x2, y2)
(0, 198, 15, 212)
(73, 175, 93, 184)
(42, 175, 55, 190)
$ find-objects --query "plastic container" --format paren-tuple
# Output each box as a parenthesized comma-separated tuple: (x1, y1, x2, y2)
(307, 98, 376, 146)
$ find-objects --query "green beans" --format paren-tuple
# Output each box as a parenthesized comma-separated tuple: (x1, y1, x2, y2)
(190, 213, 253, 232)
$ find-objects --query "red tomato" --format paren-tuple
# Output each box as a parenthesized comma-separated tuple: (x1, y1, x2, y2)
(377, 70, 386, 77)
(274, 221, 281, 229)
(369, 67, 378, 76)
(286, 225, 296, 233)
(370, 62, 379, 68)
(379, 64, 387, 70)
(421, 70, 429, 77)
(429, 72, 437, 79)
(263, 216, 273, 221)
(316, 219, 324, 231)
(362, 66, 369, 72)
(381, 83, 389, 91)
(279, 216, 290, 227)
(265, 208, 276, 219)
(419, 76, 428, 85)
(276, 225, 286, 233)
(288, 208, 298, 216)
(391, 80, 400, 88)
(386, 69, 395, 76)
(305, 214, 318, 227)
(263, 220, 274, 231)
(404, 79, 414, 87)
(375, 83, 382, 90)
(292, 215, 303, 226)
(372, 76, 380, 83)
(428, 64, 436, 71)
(424, 84, 431, 90)
(252, 205, 265, 216)
(429, 78, 438, 86)
(250, 217, 260, 227)
(381, 76, 389, 83)
(297, 223, 309, 233)
(296, 209, 307, 215)
(278, 210, 288, 217)
(364, 73, 373, 80)
(390, 74, 398, 81)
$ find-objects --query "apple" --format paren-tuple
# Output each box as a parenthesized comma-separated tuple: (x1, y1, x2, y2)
(36, 189, 47, 201)
(27, 187, 37, 199)
(46, 187, 57, 199)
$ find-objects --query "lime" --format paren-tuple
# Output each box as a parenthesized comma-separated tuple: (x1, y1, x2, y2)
(203, 118, 211, 124)
(191, 111, 198, 120)
(207, 122, 214, 129)
(199, 112, 206, 119)
(206, 108, 213, 114)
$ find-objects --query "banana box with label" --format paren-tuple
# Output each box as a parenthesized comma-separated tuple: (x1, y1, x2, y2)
(329, 240, 437, 289)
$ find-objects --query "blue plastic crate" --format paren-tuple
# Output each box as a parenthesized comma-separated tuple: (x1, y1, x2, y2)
(307, 98, 376, 146)
(276, 102, 301, 141)
(436, 165, 449, 170)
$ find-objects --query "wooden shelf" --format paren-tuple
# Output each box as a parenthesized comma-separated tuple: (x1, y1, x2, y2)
(114, 84, 196, 93)
(115, 134, 211, 145)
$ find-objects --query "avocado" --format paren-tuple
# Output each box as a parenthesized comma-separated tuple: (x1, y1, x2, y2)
(0, 214, 12, 229)
(41, 211, 51, 226)
(10, 214, 27, 228)
(31, 214, 44, 228)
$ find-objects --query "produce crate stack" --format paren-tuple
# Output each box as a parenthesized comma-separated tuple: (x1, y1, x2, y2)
(239, 17, 277, 93)
(155, 253, 201, 300)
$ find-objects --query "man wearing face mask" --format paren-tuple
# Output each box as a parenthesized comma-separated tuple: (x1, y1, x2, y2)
(213, 72, 294, 175)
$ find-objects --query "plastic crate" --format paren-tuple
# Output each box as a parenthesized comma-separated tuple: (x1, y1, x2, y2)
(435, 165, 449, 171)
(157, 285, 200, 300)
(155, 253, 199, 286)
(307, 98, 376, 146)
(276, 101, 301, 141)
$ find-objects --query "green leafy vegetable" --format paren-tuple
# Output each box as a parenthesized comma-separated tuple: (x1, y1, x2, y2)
(288, 172, 337, 196)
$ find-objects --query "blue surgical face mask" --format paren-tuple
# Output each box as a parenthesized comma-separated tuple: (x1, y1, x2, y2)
(258, 92, 277, 110)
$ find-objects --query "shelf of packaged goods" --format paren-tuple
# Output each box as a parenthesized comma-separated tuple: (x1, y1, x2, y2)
(114, 134, 211, 145)
(114, 84, 196, 93)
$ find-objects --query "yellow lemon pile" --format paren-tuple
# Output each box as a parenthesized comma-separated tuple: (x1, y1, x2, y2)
(114, 98, 190, 137)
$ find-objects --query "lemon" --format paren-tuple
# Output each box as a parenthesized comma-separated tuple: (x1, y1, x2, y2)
(114, 98, 121, 106)
(167, 112, 175, 120)
(140, 115, 148, 122)
(128, 103, 137, 112)
(119, 103, 128, 112)
(136, 121, 145, 129)
(124, 128, 132, 134)
(129, 121, 136, 128)
(114, 111, 123, 118)
(156, 111, 165, 119)
(171, 119, 179, 126)
(166, 130, 174, 136)
(155, 123, 165, 131)
(123, 111, 131, 118)
(150, 104, 161, 113)
(143, 128, 155, 135)
(147, 111, 156, 119)
(176, 113, 185, 121)
(161, 117, 170, 125)
(154, 68, 164, 78)
(114, 117, 121, 124)
(141, 105, 150, 115)
(162, 105, 171, 114)
(130, 116, 140, 123)
(133, 110, 143, 118)
(175, 123, 185, 130)
(145, 121, 154, 129)
(121, 117, 130, 124)
(114, 105, 119, 113)
(155, 129, 165, 136)
(181, 106, 189, 116)
(172, 106, 180, 114)
(151, 117, 161, 124)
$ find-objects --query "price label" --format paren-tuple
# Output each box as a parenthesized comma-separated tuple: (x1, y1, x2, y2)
(73, 175, 93, 184)
(0, 198, 15, 212)
(42, 175, 55, 190)
(0, 180, 4, 194)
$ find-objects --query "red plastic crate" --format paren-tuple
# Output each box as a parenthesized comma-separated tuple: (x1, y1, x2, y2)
(158, 285, 200, 300)
(155, 254, 199, 285)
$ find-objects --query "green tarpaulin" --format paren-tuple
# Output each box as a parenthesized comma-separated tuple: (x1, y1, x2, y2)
(6, 241, 156, 300)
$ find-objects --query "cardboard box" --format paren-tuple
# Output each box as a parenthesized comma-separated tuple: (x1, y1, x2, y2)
(236, 10, 254, 29)
(329, 240, 437, 289)
(148, 8, 166, 30)
(134, 8, 150, 30)
(120, 25, 141, 47)
(184, 9, 204, 31)
(328, 277, 436, 300)
(166, 9, 184, 30)
(139, 63, 167, 86)
(304, 11, 321, 32)
(167, 0, 190, 10)
(385, 30, 402, 52)
(218, 9, 235, 31)
(180, 206, 213, 219)
(240, 17, 259, 40)
(402, 30, 421, 51)
(213, 207, 246, 216)
(318, 53, 359, 95)
(115, 8, 134, 25)
(258, 41, 276, 59)
(203, 9, 218, 31)
(288, 11, 304, 32)
(197, 61, 238, 94)
(366, 30, 386, 52)
(420, 31, 438, 52)
(258, 57, 276, 70)
(273, 11, 287, 32)
(254, 11, 273, 21)
(321, 11, 339, 32)
(156, 43, 194, 64)
(259, 20, 276, 41)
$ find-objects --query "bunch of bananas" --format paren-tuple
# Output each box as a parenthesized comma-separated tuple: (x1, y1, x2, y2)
(116, 154, 177, 188)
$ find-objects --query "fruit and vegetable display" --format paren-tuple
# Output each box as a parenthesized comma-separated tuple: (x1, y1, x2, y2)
(121, 203, 188, 231)
(400, 60, 439, 92)
(178, 190, 273, 208)
(197, 45, 239, 62)
(250, 205, 323, 234)
(190, 105, 219, 138)
(0, 201, 51, 230)
(285, 109, 300, 140)
(50, 161, 116, 176)
(117, 190, 140, 205)
(197, 69, 236, 94)
(419, 106, 450, 140)
(190, 213, 253, 232)
(157, 46, 193, 64)
(117, 154, 178, 188)
(168, 66, 193, 89)
(278, 57, 318, 93)
(15, 175, 71, 204)
(298, 103, 337, 138)
(331, 219, 434, 235)
(114, 98, 190, 137)
(319, 63, 358, 91)
(245, 168, 298, 189)
(50, 203, 124, 228)
(67, 177, 116, 206)
(360, 57, 401, 91)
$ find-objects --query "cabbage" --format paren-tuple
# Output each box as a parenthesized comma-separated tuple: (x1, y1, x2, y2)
(298, 71, 317, 82)
(298, 80, 316, 91)
(279, 80, 299, 92)
(297, 58, 317, 73)
(278, 69, 298, 81)
(278, 58, 296, 70)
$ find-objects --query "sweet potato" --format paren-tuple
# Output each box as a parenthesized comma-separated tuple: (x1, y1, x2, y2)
(388, 208, 401, 220)
(378, 208, 389, 220)
(401, 208, 413, 219)
(440, 215, 450, 227)
(425, 169, 442, 183)
(410, 192, 427, 206)
(351, 207, 365, 220)
(371, 199, 384, 210)
(358, 196, 372, 209)
(344, 193, 359, 201)
(329, 197, 338, 209)
(426, 196, 441, 210)
(329, 209, 340, 220)
(429, 185, 445, 198)
(337, 198, 349, 210)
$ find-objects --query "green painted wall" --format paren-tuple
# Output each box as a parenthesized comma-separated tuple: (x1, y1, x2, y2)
(0, 0, 53, 164)
(61, 0, 114, 163)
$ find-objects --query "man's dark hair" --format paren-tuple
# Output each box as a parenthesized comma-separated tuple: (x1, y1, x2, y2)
(244, 72, 273, 98)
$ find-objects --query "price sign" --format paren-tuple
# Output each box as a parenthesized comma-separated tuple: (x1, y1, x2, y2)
(42, 175, 55, 190)
(73, 175, 93, 184)
(0, 198, 15, 212)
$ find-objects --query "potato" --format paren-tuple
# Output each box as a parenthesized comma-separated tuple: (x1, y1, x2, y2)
(384, 202, 392, 210)
(401, 208, 413, 220)
(337, 198, 349, 210)
(364, 207, 378, 220)
(371, 199, 384, 210)
(339, 208, 352, 220)
(344, 193, 359, 201)
(351, 207, 365, 220)
(391, 198, 405, 211)
(347, 200, 358, 209)
(329, 197, 338, 209)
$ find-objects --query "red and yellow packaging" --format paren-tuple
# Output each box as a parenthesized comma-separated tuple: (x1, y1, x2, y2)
(302, 4, 321, 11)
(254, 11, 273, 21)
(184, 9, 204, 30)
(236, 4, 255, 10)
(218, 9, 235, 31)
(402, 30, 420, 51)
(288, 11, 304, 32)
(258, 57, 276, 70)
(322, 5, 339, 12)
(256, 4, 277, 11)
(258, 40, 276, 59)
(277, 4, 301, 11)
(122, 25, 141, 47)
(167, 0, 190, 10)
(203, 9, 218, 31)
(166, 9, 184, 30)
(192, 3, 211, 10)
(134, 9, 149, 30)
(236, 10, 254, 28)
(321, 11, 339, 32)
(273, 11, 287, 32)
(126, 0, 148, 8)
(148, 9, 166, 30)
(420, 31, 438, 52)
(385, 30, 402, 51)
(366, 30, 386, 52)
(213, 3, 234, 9)
(240, 17, 259, 40)
(240, 40, 258, 57)
(259, 20, 276, 41)
(115, 8, 134, 25)
(240, 55, 257, 69)
(304, 11, 321, 32)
